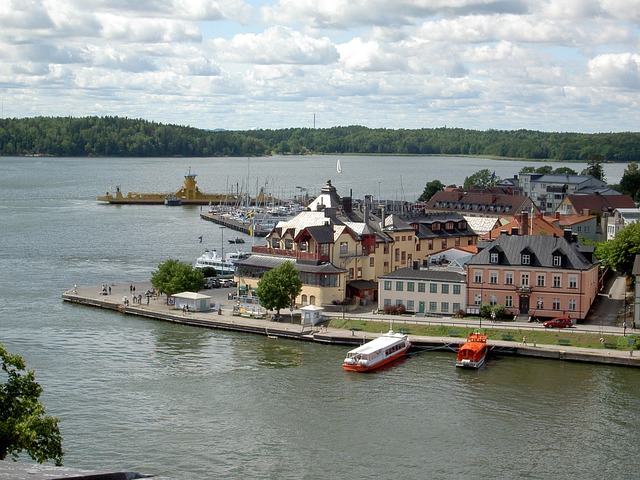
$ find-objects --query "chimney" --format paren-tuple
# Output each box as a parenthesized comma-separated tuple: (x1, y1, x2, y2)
(582, 208, 589, 216)
(563, 228, 573, 242)
(511, 227, 519, 236)
(555, 212, 560, 219)
(380, 204, 386, 228)
(363, 201, 369, 226)
(521, 212, 529, 235)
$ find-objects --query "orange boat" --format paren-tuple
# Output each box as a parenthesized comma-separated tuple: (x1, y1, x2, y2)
(455, 332, 488, 368)
(342, 330, 411, 372)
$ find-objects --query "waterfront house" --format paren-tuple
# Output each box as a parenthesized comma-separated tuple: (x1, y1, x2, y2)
(378, 264, 466, 315)
(465, 230, 600, 321)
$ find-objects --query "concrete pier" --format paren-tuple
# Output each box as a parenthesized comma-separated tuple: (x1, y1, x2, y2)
(62, 283, 640, 368)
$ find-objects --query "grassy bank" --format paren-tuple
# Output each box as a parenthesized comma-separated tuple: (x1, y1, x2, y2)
(327, 319, 639, 350)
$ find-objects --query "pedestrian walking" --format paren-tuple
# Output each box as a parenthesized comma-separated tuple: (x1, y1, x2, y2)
(522, 335, 527, 346)
(623, 320, 628, 336)
(108, 285, 111, 295)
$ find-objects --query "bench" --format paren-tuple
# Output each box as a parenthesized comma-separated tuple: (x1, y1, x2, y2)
(604, 342, 617, 349)
(398, 327, 411, 334)
(557, 339, 571, 346)
(350, 325, 363, 336)
(448, 329, 461, 337)
(501, 334, 514, 341)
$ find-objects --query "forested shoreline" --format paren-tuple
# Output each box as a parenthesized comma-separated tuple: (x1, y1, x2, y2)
(1, 116, 639, 161)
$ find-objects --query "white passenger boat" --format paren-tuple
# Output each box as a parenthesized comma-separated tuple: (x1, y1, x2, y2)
(342, 330, 411, 372)
(194, 249, 249, 275)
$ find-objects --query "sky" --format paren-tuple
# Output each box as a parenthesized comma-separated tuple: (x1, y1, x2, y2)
(1, 0, 639, 133)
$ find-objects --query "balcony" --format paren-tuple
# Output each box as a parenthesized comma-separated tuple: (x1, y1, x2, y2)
(516, 285, 532, 293)
(251, 245, 330, 264)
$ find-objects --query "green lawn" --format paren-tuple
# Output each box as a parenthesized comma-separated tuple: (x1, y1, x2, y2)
(327, 319, 638, 350)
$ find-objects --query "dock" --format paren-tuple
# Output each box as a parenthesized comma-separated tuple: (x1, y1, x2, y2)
(200, 212, 269, 236)
(62, 283, 640, 368)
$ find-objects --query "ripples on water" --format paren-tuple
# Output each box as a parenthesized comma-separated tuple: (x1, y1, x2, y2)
(0, 156, 638, 479)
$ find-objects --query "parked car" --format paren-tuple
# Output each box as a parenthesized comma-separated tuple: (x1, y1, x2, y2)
(205, 278, 221, 289)
(543, 317, 573, 328)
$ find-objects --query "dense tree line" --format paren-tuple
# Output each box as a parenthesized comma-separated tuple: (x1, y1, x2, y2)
(1, 116, 639, 161)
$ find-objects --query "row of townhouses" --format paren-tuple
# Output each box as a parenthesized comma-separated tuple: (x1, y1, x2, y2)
(234, 176, 635, 322)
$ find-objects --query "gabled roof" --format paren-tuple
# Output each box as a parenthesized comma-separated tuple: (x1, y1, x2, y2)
(468, 234, 596, 270)
(546, 213, 597, 227)
(382, 214, 414, 232)
(564, 194, 636, 214)
(463, 215, 501, 235)
(524, 173, 606, 187)
(307, 180, 342, 211)
(296, 224, 335, 244)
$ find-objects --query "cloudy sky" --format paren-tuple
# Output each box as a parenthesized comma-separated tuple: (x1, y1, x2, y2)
(1, 0, 639, 132)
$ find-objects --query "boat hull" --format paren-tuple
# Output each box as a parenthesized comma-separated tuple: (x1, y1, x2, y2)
(455, 332, 488, 369)
(342, 346, 409, 372)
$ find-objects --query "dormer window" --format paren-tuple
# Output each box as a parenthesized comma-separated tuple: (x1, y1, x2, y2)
(521, 254, 530, 265)
(553, 255, 562, 267)
(490, 252, 499, 264)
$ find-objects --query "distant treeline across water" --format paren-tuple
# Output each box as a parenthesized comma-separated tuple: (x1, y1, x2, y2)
(1, 116, 639, 161)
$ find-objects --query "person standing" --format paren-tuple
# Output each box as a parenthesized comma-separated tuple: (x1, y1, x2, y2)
(623, 320, 628, 336)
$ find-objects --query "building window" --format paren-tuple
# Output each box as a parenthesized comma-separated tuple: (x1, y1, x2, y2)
(407, 282, 415, 292)
(453, 284, 461, 295)
(348, 268, 354, 279)
(430, 283, 438, 293)
(474, 271, 483, 283)
(384, 299, 391, 307)
(489, 272, 498, 284)
(455, 237, 461, 247)
(370, 257, 375, 267)
(401, 251, 406, 263)
(536, 298, 544, 309)
(441, 284, 449, 294)
(474, 293, 481, 305)
(521, 254, 530, 265)
(418, 283, 425, 293)
(553, 275, 561, 288)
(505, 295, 513, 307)
(384, 281, 392, 290)
(429, 301, 437, 312)
(569, 276, 577, 289)
(271, 238, 280, 248)
(396, 281, 403, 291)
(427, 240, 433, 250)
(537, 274, 545, 287)
(441, 302, 449, 312)
(505, 272, 514, 285)
(301, 294, 307, 305)
(441, 239, 447, 249)
(553, 255, 562, 267)
(568, 299, 576, 311)
(553, 298, 561, 310)
(357, 267, 362, 278)
(521, 273, 529, 286)
(489, 295, 497, 306)
(396, 299, 403, 306)
(407, 300, 414, 311)
(285, 239, 293, 250)
(310, 295, 316, 305)
(394, 249, 400, 262)
(490, 252, 499, 263)
(452, 302, 461, 312)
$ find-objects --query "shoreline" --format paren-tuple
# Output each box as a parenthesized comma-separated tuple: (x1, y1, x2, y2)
(62, 283, 640, 368)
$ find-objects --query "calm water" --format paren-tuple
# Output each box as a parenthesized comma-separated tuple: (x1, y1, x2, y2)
(0, 156, 637, 479)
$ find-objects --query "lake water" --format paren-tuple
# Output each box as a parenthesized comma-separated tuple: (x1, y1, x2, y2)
(0, 155, 637, 479)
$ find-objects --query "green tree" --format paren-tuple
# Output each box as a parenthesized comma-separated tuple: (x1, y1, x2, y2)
(619, 162, 640, 201)
(553, 167, 577, 175)
(463, 169, 494, 189)
(581, 155, 606, 182)
(0, 344, 64, 465)
(418, 179, 445, 202)
(256, 262, 303, 314)
(150, 259, 205, 297)
(595, 222, 640, 277)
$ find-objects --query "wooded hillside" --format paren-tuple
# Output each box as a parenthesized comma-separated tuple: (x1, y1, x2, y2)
(1, 116, 638, 160)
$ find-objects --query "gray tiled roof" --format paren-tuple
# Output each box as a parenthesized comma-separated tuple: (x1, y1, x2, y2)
(380, 267, 465, 283)
(235, 254, 346, 273)
(468, 234, 596, 270)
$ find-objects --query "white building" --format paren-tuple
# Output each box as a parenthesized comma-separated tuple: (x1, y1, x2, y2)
(607, 208, 640, 240)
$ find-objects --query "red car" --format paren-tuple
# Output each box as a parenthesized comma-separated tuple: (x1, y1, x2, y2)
(543, 317, 573, 328)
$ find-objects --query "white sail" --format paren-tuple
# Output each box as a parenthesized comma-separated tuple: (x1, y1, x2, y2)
(336, 158, 342, 174)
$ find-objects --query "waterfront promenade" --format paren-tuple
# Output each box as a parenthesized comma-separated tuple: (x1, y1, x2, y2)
(62, 283, 640, 368)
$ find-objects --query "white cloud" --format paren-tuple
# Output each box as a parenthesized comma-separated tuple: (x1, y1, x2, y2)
(587, 53, 640, 89)
(1, 0, 639, 132)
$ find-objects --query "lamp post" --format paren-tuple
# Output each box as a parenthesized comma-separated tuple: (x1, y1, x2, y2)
(479, 281, 484, 329)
